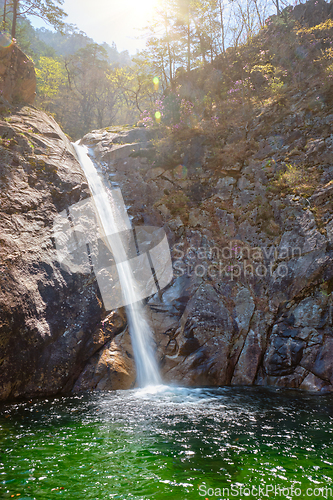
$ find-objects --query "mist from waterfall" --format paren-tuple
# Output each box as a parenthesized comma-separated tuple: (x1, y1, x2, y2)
(73, 143, 161, 387)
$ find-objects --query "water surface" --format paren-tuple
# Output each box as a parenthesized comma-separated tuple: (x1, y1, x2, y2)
(1, 386, 333, 499)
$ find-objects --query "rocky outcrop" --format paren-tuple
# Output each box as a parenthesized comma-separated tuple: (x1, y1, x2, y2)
(0, 41, 36, 105)
(0, 107, 128, 401)
(77, 83, 333, 393)
(0, 100, 331, 399)
(289, 0, 333, 27)
(72, 326, 136, 392)
(1, 2, 333, 399)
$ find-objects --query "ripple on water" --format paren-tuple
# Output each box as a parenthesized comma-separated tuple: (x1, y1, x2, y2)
(1, 386, 333, 499)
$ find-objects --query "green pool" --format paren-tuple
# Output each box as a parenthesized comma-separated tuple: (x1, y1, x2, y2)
(0, 386, 333, 499)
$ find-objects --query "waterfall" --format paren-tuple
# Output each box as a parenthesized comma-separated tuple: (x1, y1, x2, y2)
(73, 143, 161, 387)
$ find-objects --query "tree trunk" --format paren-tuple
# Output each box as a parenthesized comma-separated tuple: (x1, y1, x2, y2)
(193, 16, 207, 66)
(272, 0, 280, 15)
(3, 0, 6, 30)
(164, 16, 174, 88)
(253, 0, 263, 28)
(219, 0, 225, 54)
(187, 21, 190, 72)
(11, 0, 18, 39)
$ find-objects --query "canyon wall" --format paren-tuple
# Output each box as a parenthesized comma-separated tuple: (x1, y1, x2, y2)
(0, 107, 127, 400)
(73, 101, 333, 394)
(1, 3, 333, 400)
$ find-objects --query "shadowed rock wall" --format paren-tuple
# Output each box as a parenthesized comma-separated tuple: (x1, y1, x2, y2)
(0, 107, 127, 401)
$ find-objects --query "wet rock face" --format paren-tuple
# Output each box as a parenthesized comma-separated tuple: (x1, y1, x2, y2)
(160, 282, 235, 386)
(78, 113, 333, 393)
(0, 107, 128, 401)
(0, 44, 36, 105)
(72, 326, 136, 392)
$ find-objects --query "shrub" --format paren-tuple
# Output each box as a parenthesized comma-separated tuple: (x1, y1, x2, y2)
(270, 163, 319, 196)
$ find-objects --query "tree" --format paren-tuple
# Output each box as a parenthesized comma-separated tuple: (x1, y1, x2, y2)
(142, 0, 179, 89)
(190, 0, 221, 64)
(35, 55, 66, 98)
(114, 55, 158, 115)
(175, 0, 193, 72)
(218, 0, 226, 53)
(62, 43, 127, 135)
(64, 44, 107, 133)
(142, 0, 228, 76)
(4, 0, 67, 39)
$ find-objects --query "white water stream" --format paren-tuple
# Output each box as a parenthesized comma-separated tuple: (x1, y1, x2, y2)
(74, 143, 161, 387)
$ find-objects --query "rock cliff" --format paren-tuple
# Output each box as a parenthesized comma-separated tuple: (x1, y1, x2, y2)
(1, 1, 333, 400)
(0, 40, 36, 105)
(0, 107, 126, 401)
(73, 85, 333, 393)
(1, 102, 332, 399)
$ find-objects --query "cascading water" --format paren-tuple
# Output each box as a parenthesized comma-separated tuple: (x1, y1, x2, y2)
(73, 142, 161, 387)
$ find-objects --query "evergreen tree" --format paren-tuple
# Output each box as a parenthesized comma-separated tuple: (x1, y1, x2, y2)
(2, 0, 67, 39)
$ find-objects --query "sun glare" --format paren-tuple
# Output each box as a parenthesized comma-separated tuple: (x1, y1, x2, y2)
(103, 0, 161, 51)
(128, 0, 159, 27)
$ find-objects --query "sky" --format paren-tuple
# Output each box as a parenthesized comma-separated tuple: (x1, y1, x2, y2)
(31, 0, 160, 54)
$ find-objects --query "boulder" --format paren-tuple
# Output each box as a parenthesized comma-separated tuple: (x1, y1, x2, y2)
(0, 42, 36, 105)
(72, 328, 136, 392)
